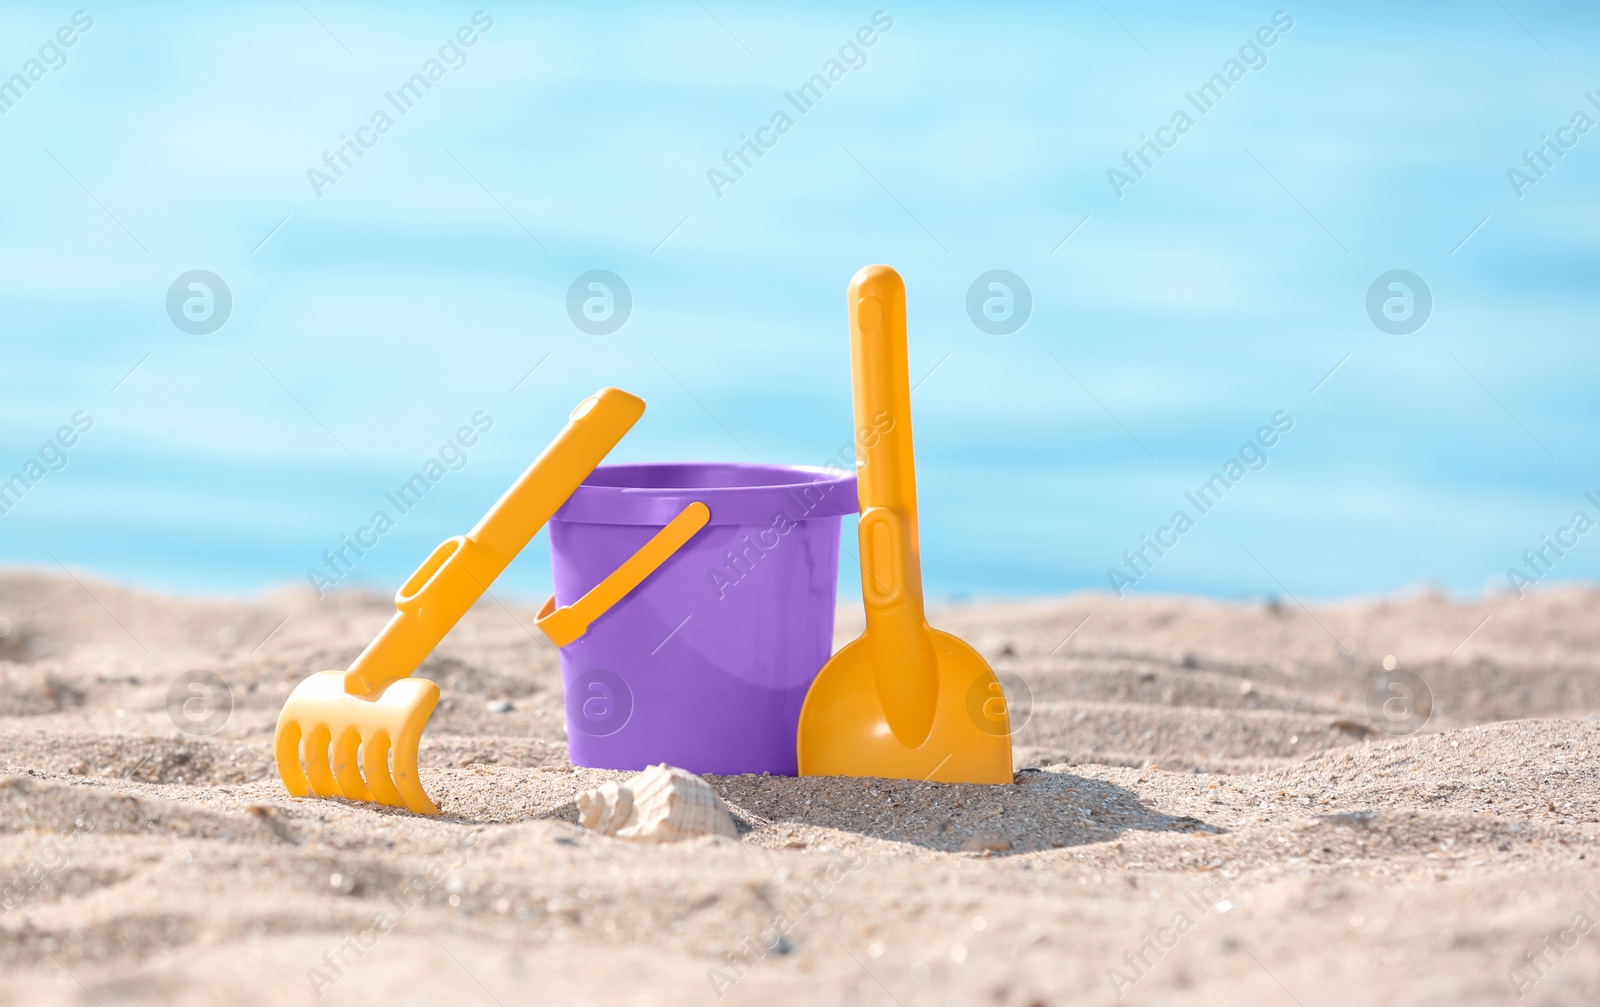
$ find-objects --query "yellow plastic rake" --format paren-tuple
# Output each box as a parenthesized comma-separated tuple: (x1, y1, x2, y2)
(274, 388, 709, 814)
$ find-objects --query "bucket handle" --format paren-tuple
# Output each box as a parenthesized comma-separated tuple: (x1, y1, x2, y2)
(535, 501, 711, 647)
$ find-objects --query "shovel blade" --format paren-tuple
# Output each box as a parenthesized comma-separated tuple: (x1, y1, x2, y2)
(274, 671, 441, 815)
(796, 629, 1013, 784)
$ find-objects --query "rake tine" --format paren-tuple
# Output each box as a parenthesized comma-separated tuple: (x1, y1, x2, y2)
(274, 719, 311, 797)
(388, 678, 440, 815)
(361, 732, 407, 809)
(302, 723, 338, 797)
(391, 737, 438, 815)
(332, 726, 374, 802)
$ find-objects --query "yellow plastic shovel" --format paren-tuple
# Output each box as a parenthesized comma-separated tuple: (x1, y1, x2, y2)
(796, 265, 1013, 784)
(274, 388, 709, 814)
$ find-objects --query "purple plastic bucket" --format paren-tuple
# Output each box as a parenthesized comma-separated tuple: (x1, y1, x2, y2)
(548, 462, 856, 776)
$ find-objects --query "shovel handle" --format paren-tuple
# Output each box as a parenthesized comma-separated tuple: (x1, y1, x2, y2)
(343, 388, 645, 695)
(849, 265, 925, 619)
(849, 265, 939, 744)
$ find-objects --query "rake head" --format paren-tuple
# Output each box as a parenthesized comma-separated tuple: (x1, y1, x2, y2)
(273, 671, 441, 815)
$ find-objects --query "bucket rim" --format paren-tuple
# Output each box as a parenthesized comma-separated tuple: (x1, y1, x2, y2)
(553, 461, 858, 526)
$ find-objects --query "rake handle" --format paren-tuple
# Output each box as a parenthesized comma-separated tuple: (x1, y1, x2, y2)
(343, 388, 645, 695)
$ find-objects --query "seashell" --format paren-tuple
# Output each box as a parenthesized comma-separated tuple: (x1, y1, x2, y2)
(576, 780, 633, 835)
(619, 764, 739, 842)
(575, 764, 737, 842)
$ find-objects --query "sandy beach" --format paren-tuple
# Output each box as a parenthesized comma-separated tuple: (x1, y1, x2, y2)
(1, 568, 1597, 1006)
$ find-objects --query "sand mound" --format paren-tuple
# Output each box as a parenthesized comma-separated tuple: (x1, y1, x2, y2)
(1, 570, 1597, 1005)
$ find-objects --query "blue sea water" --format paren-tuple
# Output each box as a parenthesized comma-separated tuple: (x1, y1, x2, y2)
(1, 2, 1597, 604)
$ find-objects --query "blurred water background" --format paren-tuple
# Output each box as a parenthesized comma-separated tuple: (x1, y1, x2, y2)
(2, 1, 1596, 603)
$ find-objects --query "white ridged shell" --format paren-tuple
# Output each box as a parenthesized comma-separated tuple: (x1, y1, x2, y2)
(575, 764, 737, 842)
(575, 780, 632, 835)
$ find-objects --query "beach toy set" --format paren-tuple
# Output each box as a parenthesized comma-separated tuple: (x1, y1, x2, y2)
(274, 265, 1013, 814)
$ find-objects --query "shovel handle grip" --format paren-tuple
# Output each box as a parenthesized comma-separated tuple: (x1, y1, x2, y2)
(343, 388, 644, 695)
(849, 265, 939, 745)
(849, 265, 925, 622)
